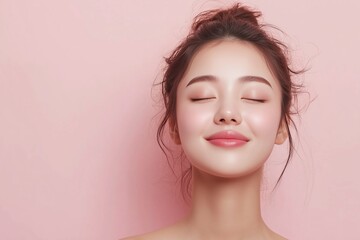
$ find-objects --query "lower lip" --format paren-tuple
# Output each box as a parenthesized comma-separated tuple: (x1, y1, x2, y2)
(207, 139, 248, 147)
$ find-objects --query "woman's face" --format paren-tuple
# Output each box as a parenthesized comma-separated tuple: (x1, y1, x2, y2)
(175, 39, 287, 178)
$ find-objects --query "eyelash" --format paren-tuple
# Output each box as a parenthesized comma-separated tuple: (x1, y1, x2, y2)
(242, 98, 266, 103)
(191, 97, 215, 102)
(190, 98, 266, 103)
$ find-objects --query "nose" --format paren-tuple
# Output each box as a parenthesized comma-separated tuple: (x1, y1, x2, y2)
(214, 101, 242, 125)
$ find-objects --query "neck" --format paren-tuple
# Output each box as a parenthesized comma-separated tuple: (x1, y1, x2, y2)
(185, 167, 270, 239)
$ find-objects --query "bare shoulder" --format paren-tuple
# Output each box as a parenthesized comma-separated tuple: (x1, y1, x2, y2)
(119, 235, 144, 240)
(269, 230, 288, 240)
(119, 235, 148, 240)
(119, 220, 188, 240)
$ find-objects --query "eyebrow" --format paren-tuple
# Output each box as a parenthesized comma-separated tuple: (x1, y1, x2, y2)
(185, 75, 272, 88)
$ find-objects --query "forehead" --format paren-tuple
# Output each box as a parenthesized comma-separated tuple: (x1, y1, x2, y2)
(180, 39, 280, 89)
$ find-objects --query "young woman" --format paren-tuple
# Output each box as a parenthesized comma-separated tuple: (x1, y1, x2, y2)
(123, 3, 303, 240)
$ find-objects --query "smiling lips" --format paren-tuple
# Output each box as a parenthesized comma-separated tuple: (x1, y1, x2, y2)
(205, 130, 249, 147)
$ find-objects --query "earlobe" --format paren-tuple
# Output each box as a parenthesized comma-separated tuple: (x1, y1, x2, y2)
(170, 128, 181, 144)
(275, 120, 288, 145)
(169, 120, 181, 145)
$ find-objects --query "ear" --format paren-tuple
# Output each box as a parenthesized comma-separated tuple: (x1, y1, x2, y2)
(169, 119, 181, 145)
(275, 119, 288, 145)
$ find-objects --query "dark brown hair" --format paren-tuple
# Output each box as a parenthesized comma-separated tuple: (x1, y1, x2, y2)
(156, 3, 304, 202)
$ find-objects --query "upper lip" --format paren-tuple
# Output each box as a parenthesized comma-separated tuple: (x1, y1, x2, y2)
(205, 130, 250, 141)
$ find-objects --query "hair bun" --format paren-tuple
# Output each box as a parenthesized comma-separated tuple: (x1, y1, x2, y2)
(192, 3, 261, 32)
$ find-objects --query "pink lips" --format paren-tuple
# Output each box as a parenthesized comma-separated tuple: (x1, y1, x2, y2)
(205, 130, 249, 147)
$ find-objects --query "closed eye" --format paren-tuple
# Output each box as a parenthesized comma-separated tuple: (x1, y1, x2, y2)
(191, 97, 215, 102)
(242, 98, 266, 103)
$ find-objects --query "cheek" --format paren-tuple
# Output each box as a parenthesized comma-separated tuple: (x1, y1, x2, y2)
(176, 102, 212, 139)
(244, 105, 282, 137)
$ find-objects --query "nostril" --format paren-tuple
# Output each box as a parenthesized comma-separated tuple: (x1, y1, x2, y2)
(215, 114, 241, 125)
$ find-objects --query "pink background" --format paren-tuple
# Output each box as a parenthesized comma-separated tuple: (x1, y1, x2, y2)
(1, 0, 359, 239)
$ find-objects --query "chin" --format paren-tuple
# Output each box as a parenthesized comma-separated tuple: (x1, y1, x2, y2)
(192, 162, 264, 180)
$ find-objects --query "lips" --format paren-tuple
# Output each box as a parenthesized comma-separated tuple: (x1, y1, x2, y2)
(205, 130, 249, 147)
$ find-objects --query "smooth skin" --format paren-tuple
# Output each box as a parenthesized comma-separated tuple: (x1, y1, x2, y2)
(122, 39, 288, 240)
